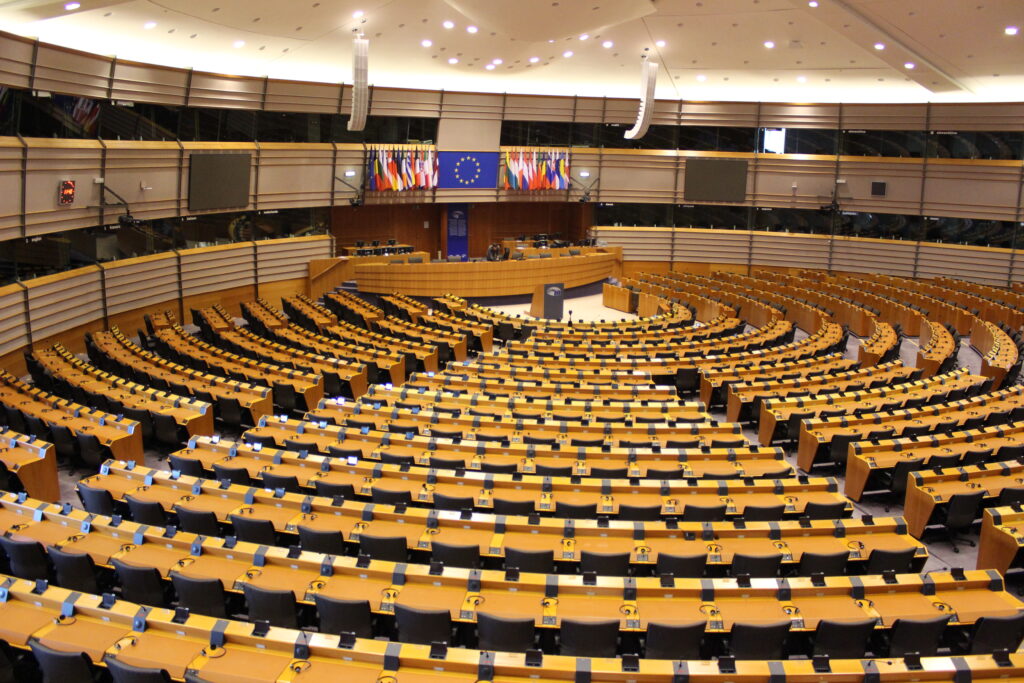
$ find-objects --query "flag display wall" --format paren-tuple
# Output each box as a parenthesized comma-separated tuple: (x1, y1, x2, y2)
(503, 148, 571, 191)
(366, 147, 438, 192)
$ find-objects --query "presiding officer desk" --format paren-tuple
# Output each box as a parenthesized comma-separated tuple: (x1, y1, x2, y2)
(0, 427, 59, 501)
(353, 248, 622, 298)
(0, 370, 141, 462)
(2, 575, 1024, 683)
(761, 369, 987, 451)
(241, 416, 798, 479)
(170, 436, 921, 573)
(89, 329, 275, 426)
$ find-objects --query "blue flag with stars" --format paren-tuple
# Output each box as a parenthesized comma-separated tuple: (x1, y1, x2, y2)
(437, 151, 500, 189)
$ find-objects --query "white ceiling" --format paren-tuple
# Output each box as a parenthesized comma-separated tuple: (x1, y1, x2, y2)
(1, 0, 1022, 103)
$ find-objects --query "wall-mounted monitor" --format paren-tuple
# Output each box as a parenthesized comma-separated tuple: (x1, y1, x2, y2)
(683, 158, 748, 203)
(188, 152, 251, 211)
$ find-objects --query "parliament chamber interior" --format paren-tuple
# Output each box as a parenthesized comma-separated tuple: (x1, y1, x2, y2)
(2, 1, 1024, 681)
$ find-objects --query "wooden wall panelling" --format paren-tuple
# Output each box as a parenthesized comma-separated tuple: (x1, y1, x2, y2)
(916, 244, 1014, 287)
(102, 253, 180, 317)
(330, 204, 443, 256)
(0, 33, 34, 90)
(0, 284, 29, 359)
(503, 94, 576, 123)
(103, 141, 182, 222)
(841, 103, 929, 131)
(255, 143, 335, 210)
(465, 203, 589, 257)
(830, 236, 917, 278)
(929, 103, 1024, 132)
(0, 138, 24, 242)
(187, 72, 264, 110)
(439, 92, 504, 121)
(178, 243, 257, 317)
(751, 154, 837, 211)
(23, 139, 103, 236)
(256, 236, 333, 283)
(594, 226, 674, 262)
(110, 59, 189, 106)
(369, 87, 443, 119)
(601, 98, 640, 125)
(922, 160, 1022, 221)
(33, 43, 109, 101)
(25, 267, 103, 341)
(672, 228, 751, 267)
(264, 80, 342, 114)
(750, 231, 831, 271)
(599, 150, 678, 204)
(759, 103, 840, 130)
(679, 101, 760, 128)
(837, 157, 924, 215)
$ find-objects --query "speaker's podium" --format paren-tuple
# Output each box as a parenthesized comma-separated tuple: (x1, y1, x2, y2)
(529, 282, 565, 320)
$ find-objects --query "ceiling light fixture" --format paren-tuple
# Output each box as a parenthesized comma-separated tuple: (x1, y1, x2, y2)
(352, 10, 364, 18)
(696, 74, 707, 81)
(466, 25, 478, 33)
(529, 56, 540, 63)
(485, 63, 495, 70)
(602, 40, 613, 48)
(421, 39, 432, 47)
(579, 33, 589, 40)
(448, 57, 458, 64)
(796, 75, 807, 82)
(64, 2, 80, 9)
(232, 40, 245, 48)
(492, 58, 503, 64)
(904, 61, 916, 69)
(143, 21, 156, 29)
(442, 20, 454, 29)
(808, 0, 818, 6)
(655, 40, 666, 47)
(563, 50, 574, 58)
(763, 40, 775, 48)
(1006, 26, 1019, 36)
(874, 42, 885, 50)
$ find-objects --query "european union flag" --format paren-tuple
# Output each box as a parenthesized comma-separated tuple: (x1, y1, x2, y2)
(437, 151, 500, 189)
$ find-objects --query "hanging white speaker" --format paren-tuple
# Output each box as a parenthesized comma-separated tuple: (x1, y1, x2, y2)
(624, 54, 658, 140)
(347, 35, 369, 131)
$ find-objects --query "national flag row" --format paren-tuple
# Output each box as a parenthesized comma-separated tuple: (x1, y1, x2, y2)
(366, 148, 438, 192)
(503, 149, 571, 191)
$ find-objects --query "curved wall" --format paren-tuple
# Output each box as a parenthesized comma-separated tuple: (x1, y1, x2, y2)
(0, 235, 332, 377)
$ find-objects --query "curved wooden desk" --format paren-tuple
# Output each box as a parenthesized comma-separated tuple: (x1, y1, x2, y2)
(353, 249, 622, 297)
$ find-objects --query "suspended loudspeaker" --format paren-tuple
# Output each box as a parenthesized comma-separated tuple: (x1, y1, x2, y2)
(624, 53, 658, 141)
(348, 36, 369, 131)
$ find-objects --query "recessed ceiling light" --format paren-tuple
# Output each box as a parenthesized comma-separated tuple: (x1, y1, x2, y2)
(344, 170, 357, 177)
(763, 40, 775, 48)
(529, 56, 540, 63)
(904, 61, 916, 69)
(874, 42, 885, 50)
(1006, 26, 1019, 36)
(143, 21, 157, 29)
(602, 40, 613, 48)
(442, 20, 454, 29)
(421, 39, 432, 47)
(796, 75, 807, 82)
(808, 0, 818, 6)
(63, 2, 80, 9)
(466, 25, 478, 33)
(579, 33, 589, 40)
(492, 58, 503, 64)
(563, 50, 574, 58)
(485, 63, 495, 70)
(232, 40, 245, 48)
(655, 40, 666, 47)
(696, 74, 707, 81)
(352, 10, 364, 18)
(448, 57, 458, 64)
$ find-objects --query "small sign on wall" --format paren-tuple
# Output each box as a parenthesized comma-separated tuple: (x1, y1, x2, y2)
(58, 179, 76, 206)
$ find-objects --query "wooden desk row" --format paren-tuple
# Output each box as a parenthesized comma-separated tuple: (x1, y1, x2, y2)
(244, 416, 795, 477)
(0, 427, 59, 501)
(725, 361, 915, 424)
(89, 329, 274, 425)
(797, 384, 1024, 474)
(699, 353, 856, 409)
(761, 369, 986, 448)
(845, 420, 1024, 502)
(904, 459, 1024, 538)
(193, 307, 368, 400)
(32, 345, 213, 438)
(917, 320, 957, 377)
(506, 315, 739, 351)
(167, 438, 921, 573)
(403, 373, 679, 402)
(971, 319, 1018, 390)
(3, 572, 1024, 682)
(977, 505, 1024, 575)
(245, 298, 416, 380)
(859, 320, 898, 367)
(0, 371, 141, 462)
(152, 325, 324, 411)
